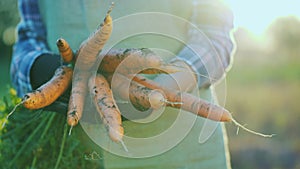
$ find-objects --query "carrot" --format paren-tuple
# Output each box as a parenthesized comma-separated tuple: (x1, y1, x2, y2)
(132, 75, 274, 137)
(131, 75, 232, 122)
(1, 65, 72, 129)
(67, 71, 90, 128)
(107, 73, 166, 111)
(138, 66, 181, 74)
(56, 38, 74, 63)
(2, 66, 72, 129)
(22, 66, 73, 110)
(88, 74, 124, 143)
(98, 48, 181, 74)
(75, 3, 114, 71)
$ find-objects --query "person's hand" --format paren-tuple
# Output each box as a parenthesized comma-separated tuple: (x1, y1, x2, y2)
(152, 59, 198, 93)
(37, 49, 198, 116)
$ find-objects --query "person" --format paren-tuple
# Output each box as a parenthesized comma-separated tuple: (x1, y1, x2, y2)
(10, 0, 235, 168)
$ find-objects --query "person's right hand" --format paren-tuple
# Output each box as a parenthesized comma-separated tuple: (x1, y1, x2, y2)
(152, 58, 198, 93)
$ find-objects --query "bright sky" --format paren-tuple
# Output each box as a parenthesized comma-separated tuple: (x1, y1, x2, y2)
(224, 0, 300, 37)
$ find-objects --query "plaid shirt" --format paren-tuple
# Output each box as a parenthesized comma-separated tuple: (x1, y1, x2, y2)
(177, 1, 235, 88)
(11, 0, 234, 97)
(10, 0, 53, 97)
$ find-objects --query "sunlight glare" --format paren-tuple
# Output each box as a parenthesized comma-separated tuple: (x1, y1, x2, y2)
(224, 0, 300, 37)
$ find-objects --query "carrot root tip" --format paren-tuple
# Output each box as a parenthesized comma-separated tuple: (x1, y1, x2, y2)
(231, 118, 275, 138)
(1, 101, 24, 129)
(68, 125, 74, 136)
(107, 2, 115, 15)
(120, 140, 129, 153)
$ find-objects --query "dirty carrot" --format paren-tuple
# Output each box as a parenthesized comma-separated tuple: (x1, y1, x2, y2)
(56, 38, 74, 63)
(131, 75, 274, 137)
(98, 48, 181, 74)
(75, 3, 114, 70)
(107, 73, 166, 111)
(1, 66, 72, 129)
(138, 65, 181, 74)
(67, 71, 90, 129)
(131, 75, 231, 121)
(23, 66, 73, 110)
(88, 74, 124, 143)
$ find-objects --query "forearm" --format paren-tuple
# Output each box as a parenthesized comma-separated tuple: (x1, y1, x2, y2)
(177, 0, 235, 88)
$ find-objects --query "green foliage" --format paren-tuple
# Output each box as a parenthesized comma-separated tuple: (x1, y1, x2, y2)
(0, 0, 19, 46)
(0, 0, 18, 98)
(0, 89, 105, 169)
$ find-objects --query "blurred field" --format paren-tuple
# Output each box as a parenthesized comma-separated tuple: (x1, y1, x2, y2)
(224, 26, 300, 169)
(0, 1, 300, 168)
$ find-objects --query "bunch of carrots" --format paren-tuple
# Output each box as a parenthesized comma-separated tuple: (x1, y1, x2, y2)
(4, 3, 273, 150)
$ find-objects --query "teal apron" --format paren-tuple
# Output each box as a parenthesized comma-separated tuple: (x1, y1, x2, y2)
(38, 0, 230, 168)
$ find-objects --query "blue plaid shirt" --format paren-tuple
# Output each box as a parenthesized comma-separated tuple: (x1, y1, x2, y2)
(11, 0, 53, 97)
(11, 0, 235, 97)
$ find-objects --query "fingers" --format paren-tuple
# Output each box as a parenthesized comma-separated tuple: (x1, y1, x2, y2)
(153, 59, 198, 92)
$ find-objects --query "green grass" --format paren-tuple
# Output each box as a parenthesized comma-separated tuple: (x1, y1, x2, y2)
(0, 90, 105, 168)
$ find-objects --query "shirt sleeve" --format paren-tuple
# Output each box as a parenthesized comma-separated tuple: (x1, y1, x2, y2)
(10, 0, 53, 97)
(176, 0, 235, 88)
